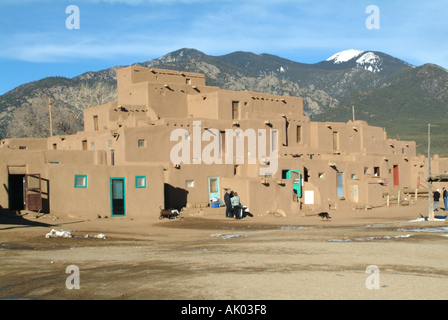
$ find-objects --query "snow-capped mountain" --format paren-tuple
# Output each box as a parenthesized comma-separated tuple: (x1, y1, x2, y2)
(326, 49, 365, 64)
(324, 49, 414, 75)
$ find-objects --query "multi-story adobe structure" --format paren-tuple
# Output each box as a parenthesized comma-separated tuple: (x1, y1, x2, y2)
(1, 66, 447, 219)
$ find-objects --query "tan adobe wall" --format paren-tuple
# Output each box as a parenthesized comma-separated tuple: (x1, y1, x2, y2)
(48, 164, 164, 218)
(0, 138, 48, 150)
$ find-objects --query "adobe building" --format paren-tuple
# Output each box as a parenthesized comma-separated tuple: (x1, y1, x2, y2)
(1, 66, 447, 219)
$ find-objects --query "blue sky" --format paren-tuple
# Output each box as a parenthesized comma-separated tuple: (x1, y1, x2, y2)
(0, 0, 447, 95)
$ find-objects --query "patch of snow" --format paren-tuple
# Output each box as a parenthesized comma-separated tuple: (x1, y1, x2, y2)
(356, 52, 380, 65)
(211, 234, 252, 239)
(326, 49, 364, 64)
(356, 52, 383, 74)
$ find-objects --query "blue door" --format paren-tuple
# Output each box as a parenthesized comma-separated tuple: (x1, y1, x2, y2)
(208, 177, 220, 201)
(111, 178, 126, 216)
(337, 172, 344, 198)
(286, 170, 301, 198)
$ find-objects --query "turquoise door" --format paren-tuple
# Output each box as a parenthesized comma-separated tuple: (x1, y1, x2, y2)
(286, 170, 301, 198)
(208, 177, 220, 201)
(111, 178, 126, 216)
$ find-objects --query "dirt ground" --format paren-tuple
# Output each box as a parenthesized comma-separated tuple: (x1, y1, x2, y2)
(0, 199, 447, 301)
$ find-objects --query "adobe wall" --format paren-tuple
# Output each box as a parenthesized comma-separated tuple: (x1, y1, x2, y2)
(0, 138, 48, 150)
(220, 176, 301, 216)
(48, 164, 164, 219)
(187, 90, 303, 121)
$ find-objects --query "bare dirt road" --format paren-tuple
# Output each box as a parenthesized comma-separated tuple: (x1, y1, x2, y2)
(0, 199, 447, 301)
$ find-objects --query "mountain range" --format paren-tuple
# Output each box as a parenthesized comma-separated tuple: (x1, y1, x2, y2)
(0, 48, 447, 157)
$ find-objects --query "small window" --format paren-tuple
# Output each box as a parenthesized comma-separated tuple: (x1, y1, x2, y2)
(364, 167, 369, 174)
(138, 139, 146, 148)
(232, 101, 239, 120)
(186, 180, 194, 188)
(318, 173, 324, 179)
(351, 174, 357, 180)
(374, 167, 380, 177)
(185, 133, 190, 141)
(19, 146, 27, 150)
(75, 175, 87, 188)
(93, 115, 99, 131)
(90, 142, 95, 149)
(296, 125, 302, 143)
(53, 144, 57, 150)
(135, 176, 146, 188)
(108, 140, 112, 148)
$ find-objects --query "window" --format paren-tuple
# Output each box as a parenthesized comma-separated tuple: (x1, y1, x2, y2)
(351, 174, 357, 180)
(374, 167, 380, 177)
(333, 132, 339, 150)
(93, 115, 99, 131)
(296, 125, 302, 143)
(138, 139, 146, 148)
(19, 146, 27, 150)
(53, 144, 57, 150)
(135, 176, 146, 188)
(364, 167, 369, 174)
(271, 129, 278, 153)
(90, 142, 95, 149)
(108, 140, 112, 148)
(74, 175, 87, 188)
(185, 180, 194, 188)
(318, 173, 324, 179)
(232, 101, 239, 120)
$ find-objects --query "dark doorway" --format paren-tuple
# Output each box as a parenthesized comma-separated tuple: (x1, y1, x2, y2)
(8, 174, 25, 210)
(164, 183, 188, 210)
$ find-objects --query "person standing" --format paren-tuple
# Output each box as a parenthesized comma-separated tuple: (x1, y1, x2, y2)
(443, 187, 447, 211)
(433, 189, 441, 212)
(224, 189, 233, 218)
(231, 192, 242, 219)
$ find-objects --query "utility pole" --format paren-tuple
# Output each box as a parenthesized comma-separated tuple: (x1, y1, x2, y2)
(48, 97, 53, 137)
(428, 123, 434, 221)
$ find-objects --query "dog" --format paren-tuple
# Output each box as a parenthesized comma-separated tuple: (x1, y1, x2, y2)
(318, 212, 331, 222)
(159, 206, 180, 220)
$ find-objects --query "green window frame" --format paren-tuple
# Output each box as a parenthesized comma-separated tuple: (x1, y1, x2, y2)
(135, 176, 146, 188)
(74, 175, 87, 188)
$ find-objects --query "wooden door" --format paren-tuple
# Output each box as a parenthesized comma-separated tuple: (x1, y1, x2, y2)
(393, 165, 399, 186)
(24, 174, 42, 211)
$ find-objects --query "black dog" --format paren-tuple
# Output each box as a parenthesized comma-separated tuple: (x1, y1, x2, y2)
(318, 212, 331, 222)
(159, 206, 180, 220)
